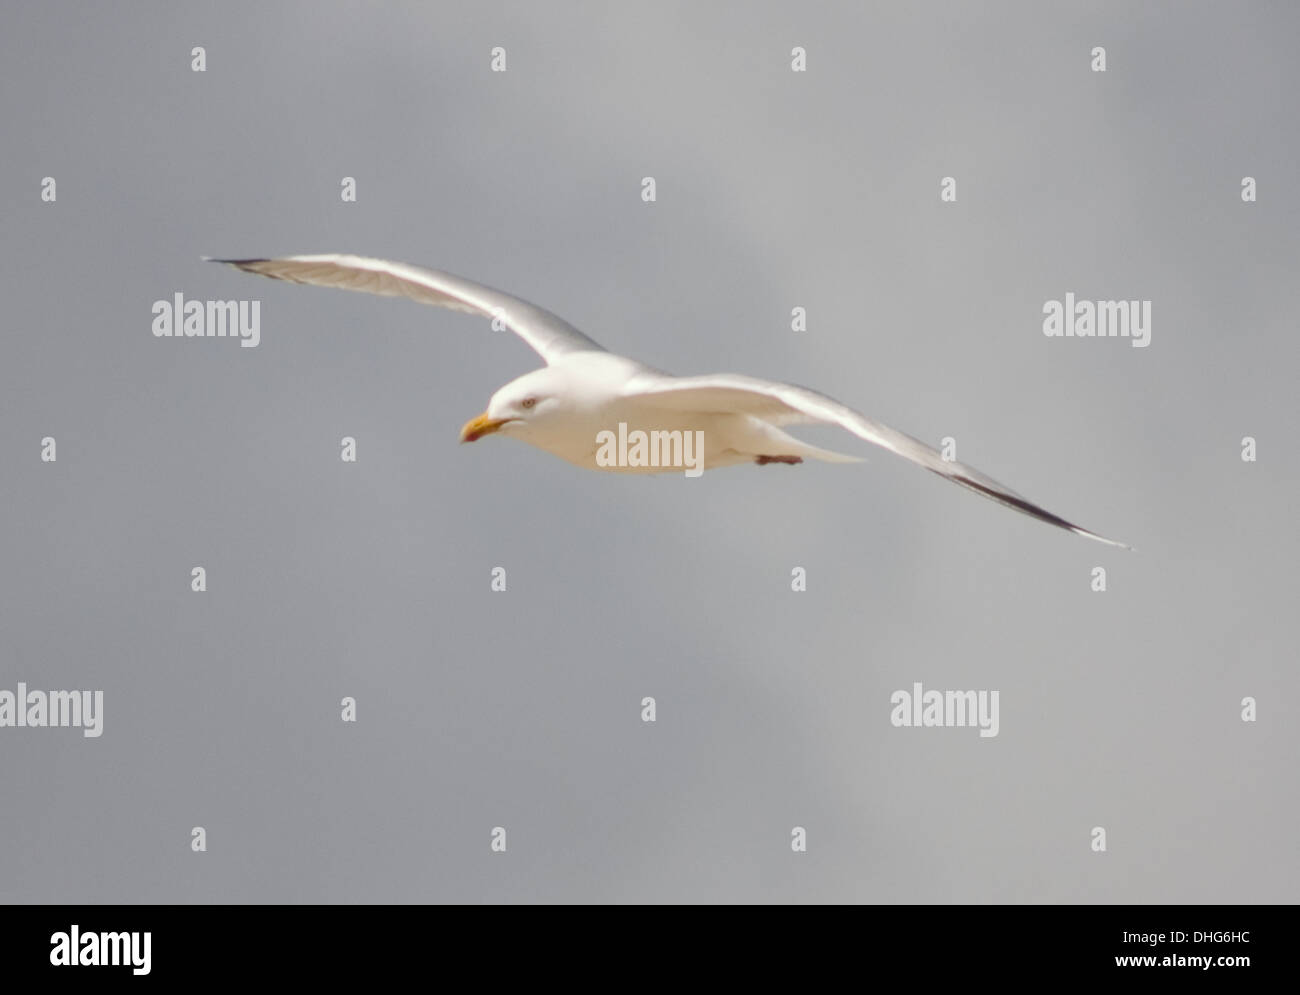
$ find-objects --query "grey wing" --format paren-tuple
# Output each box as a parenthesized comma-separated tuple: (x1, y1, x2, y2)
(205, 253, 606, 364)
(626, 371, 1131, 549)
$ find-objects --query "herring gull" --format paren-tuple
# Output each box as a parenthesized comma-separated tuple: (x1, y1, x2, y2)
(209, 254, 1130, 548)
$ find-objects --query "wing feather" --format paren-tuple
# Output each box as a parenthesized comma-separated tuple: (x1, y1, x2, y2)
(628, 372, 1131, 548)
(206, 254, 605, 364)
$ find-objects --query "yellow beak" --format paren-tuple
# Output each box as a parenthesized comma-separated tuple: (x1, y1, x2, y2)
(460, 412, 511, 443)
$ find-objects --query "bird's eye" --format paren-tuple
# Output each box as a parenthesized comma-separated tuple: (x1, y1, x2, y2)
(521, 397, 537, 409)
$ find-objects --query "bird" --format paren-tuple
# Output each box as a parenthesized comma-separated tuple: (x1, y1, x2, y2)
(208, 253, 1130, 548)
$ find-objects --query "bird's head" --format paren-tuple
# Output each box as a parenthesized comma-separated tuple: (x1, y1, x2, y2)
(460, 368, 563, 443)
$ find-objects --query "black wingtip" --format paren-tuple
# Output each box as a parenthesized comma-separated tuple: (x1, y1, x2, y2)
(203, 256, 268, 266)
(952, 472, 1131, 549)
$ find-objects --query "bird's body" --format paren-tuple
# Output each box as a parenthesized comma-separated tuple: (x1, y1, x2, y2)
(210, 253, 1129, 548)
(477, 351, 856, 474)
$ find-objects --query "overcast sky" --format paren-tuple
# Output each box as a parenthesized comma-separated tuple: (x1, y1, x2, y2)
(1, 1, 1296, 902)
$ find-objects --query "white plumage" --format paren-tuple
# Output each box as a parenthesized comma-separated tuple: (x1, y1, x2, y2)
(210, 253, 1130, 548)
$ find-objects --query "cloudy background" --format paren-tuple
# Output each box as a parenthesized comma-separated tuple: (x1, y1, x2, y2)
(1, 1, 1296, 903)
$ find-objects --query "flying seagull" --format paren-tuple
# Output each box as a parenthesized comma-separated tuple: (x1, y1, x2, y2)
(209, 254, 1129, 548)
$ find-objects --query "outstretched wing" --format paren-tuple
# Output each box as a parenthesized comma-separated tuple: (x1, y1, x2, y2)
(206, 254, 606, 364)
(627, 371, 1131, 548)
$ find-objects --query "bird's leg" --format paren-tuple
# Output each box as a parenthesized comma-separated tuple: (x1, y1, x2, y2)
(754, 454, 803, 465)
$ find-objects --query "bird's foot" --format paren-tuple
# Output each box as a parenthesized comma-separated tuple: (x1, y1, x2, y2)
(754, 454, 803, 465)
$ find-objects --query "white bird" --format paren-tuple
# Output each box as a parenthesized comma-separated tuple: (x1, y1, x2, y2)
(209, 254, 1129, 548)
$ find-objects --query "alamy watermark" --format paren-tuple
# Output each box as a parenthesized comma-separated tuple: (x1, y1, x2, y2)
(152, 292, 261, 347)
(1043, 293, 1151, 348)
(50, 926, 149, 975)
(595, 423, 704, 477)
(890, 682, 999, 738)
(0, 683, 103, 737)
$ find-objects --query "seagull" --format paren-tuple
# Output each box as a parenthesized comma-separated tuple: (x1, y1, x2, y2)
(209, 254, 1130, 548)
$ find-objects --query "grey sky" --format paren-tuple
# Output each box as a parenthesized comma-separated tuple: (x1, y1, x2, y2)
(1, 1, 1296, 902)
